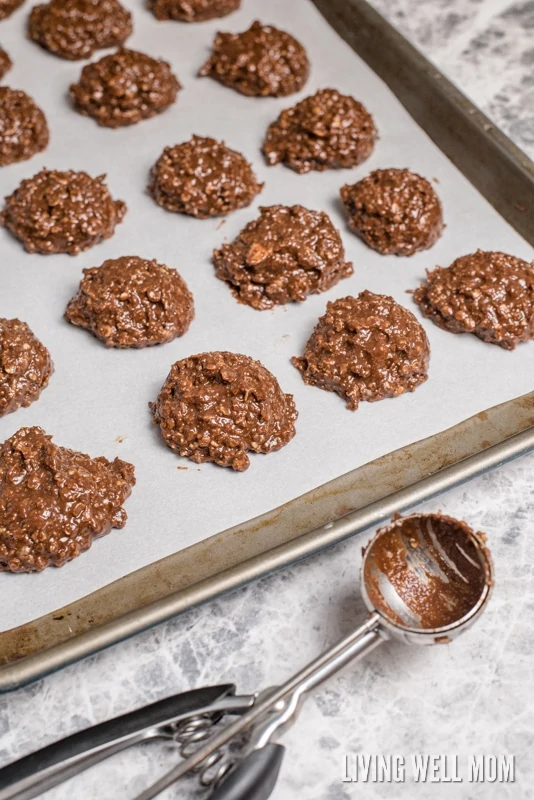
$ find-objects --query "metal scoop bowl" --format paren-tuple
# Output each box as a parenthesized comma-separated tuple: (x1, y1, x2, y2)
(361, 512, 493, 645)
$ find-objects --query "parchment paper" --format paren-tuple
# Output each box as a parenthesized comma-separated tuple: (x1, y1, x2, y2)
(1, 0, 533, 632)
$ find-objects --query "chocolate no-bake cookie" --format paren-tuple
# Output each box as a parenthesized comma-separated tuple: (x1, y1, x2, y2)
(0, 48, 12, 81)
(293, 292, 430, 410)
(340, 168, 444, 256)
(70, 48, 180, 127)
(0, 426, 135, 573)
(149, 0, 240, 22)
(263, 88, 377, 174)
(0, 319, 53, 416)
(199, 20, 309, 97)
(66, 255, 194, 347)
(0, 88, 49, 167)
(213, 205, 353, 309)
(0, 0, 24, 21)
(148, 135, 262, 218)
(28, 0, 132, 60)
(1, 168, 126, 255)
(151, 351, 298, 471)
(413, 250, 534, 350)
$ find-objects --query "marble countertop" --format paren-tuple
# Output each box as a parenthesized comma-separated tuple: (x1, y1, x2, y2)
(1, 2, 533, 799)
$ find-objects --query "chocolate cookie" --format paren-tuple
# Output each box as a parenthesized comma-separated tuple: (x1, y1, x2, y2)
(0, 47, 12, 81)
(0, 426, 135, 573)
(293, 292, 430, 410)
(0, 88, 49, 167)
(0, 318, 53, 416)
(1, 168, 126, 255)
(263, 88, 377, 174)
(199, 20, 309, 97)
(149, 0, 240, 22)
(340, 168, 444, 256)
(151, 351, 298, 471)
(413, 250, 534, 350)
(0, 0, 24, 21)
(70, 48, 180, 127)
(66, 255, 194, 348)
(28, 0, 132, 61)
(213, 205, 353, 310)
(148, 135, 262, 218)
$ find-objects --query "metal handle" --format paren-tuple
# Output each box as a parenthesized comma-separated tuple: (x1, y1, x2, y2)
(209, 745, 285, 800)
(248, 616, 384, 752)
(0, 685, 245, 800)
(134, 614, 384, 800)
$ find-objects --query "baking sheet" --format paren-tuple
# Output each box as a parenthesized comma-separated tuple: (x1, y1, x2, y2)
(0, 0, 533, 633)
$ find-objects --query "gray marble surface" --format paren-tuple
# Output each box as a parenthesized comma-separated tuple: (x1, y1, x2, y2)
(1, 1, 534, 798)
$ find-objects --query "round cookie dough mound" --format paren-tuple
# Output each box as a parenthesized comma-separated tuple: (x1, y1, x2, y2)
(148, 135, 263, 218)
(0, 319, 53, 416)
(28, 0, 132, 60)
(213, 205, 354, 310)
(0, 0, 24, 21)
(263, 88, 377, 174)
(70, 48, 180, 127)
(66, 255, 194, 348)
(0, 168, 126, 255)
(151, 351, 298, 471)
(149, 0, 240, 22)
(199, 20, 309, 97)
(0, 87, 49, 167)
(0, 426, 135, 572)
(413, 250, 534, 350)
(340, 168, 444, 256)
(0, 47, 12, 80)
(292, 292, 430, 410)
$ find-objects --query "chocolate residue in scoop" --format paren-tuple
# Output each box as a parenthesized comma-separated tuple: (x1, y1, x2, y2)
(263, 88, 377, 174)
(0, 168, 126, 255)
(413, 249, 534, 350)
(28, 0, 132, 60)
(149, 0, 240, 22)
(70, 48, 180, 127)
(151, 351, 298, 471)
(340, 168, 444, 256)
(148, 135, 263, 218)
(0, 318, 53, 416)
(199, 20, 309, 97)
(65, 255, 194, 347)
(292, 291, 430, 409)
(213, 204, 353, 309)
(363, 514, 491, 630)
(0, 87, 49, 166)
(0, 426, 135, 573)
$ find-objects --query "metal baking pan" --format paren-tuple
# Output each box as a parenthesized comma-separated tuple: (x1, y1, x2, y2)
(1, 0, 533, 692)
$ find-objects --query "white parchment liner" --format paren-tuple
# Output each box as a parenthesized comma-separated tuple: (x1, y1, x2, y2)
(0, 0, 533, 630)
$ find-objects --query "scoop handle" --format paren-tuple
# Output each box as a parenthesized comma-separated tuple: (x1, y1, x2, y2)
(0, 685, 238, 800)
(210, 745, 285, 800)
